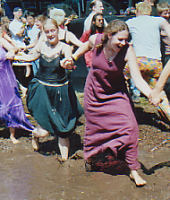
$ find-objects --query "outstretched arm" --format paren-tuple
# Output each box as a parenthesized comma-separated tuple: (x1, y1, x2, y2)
(67, 31, 83, 47)
(14, 41, 41, 62)
(72, 34, 96, 61)
(125, 45, 151, 98)
(14, 51, 40, 62)
(0, 38, 17, 59)
(149, 59, 170, 105)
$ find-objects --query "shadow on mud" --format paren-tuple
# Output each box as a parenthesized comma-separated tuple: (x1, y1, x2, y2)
(37, 132, 83, 157)
(0, 128, 31, 140)
(141, 161, 170, 175)
(135, 106, 170, 132)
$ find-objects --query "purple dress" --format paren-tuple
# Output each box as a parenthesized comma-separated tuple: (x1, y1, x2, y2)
(0, 46, 33, 131)
(84, 35, 140, 170)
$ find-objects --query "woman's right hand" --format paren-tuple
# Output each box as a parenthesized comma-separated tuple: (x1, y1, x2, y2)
(60, 58, 76, 70)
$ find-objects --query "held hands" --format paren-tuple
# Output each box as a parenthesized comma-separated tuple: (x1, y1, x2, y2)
(60, 57, 76, 70)
(149, 89, 164, 106)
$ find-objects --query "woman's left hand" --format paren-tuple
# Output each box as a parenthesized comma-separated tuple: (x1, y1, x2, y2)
(149, 89, 163, 106)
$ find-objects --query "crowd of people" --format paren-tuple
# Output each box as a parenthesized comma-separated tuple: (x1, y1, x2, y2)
(0, 0, 169, 187)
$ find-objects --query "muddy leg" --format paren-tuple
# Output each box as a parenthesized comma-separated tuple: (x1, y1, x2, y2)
(32, 124, 49, 151)
(9, 127, 20, 144)
(58, 137, 70, 161)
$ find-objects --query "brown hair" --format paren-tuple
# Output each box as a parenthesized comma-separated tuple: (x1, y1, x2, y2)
(96, 19, 129, 49)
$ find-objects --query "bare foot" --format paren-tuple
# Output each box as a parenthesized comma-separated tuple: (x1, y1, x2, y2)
(10, 136, 20, 144)
(32, 135, 39, 151)
(56, 155, 67, 164)
(130, 170, 147, 186)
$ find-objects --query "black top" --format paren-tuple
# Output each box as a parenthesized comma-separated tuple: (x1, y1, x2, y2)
(36, 54, 67, 84)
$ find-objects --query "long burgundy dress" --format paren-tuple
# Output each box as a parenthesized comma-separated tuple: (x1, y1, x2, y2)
(84, 35, 140, 170)
(0, 46, 33, 131)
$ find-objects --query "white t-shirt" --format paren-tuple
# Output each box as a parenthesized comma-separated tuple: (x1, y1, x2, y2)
(9, 19, 25, 48)
(126, 15, 165, 60)
(27, 25, 40, 44)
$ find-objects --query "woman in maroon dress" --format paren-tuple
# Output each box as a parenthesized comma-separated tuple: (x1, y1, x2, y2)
(73, 20, 152, 186)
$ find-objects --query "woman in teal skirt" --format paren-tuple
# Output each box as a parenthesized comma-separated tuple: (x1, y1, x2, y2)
(14, 18, 83, 161)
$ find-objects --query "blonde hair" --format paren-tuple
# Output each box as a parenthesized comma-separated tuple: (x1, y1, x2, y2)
(43, 18, 59, 29)
(0, 16, 10, 36)
(97, 19, 129, 49)
(35, 15, 47, 24)
(49, 8, 65, 26)
(157, 2, 170, 15)
(136, 2, 152, 15)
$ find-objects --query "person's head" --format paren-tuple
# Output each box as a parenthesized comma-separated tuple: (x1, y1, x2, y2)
(91, 13, 104, 34)
(1, 16, 10, 24)
(157, 2, 170, 20)
(143, 0, 156, 6)
(13, 7, 22, 19)
(135, 2, 152, 16)
(43, 18, 59, 46)
(99, 20, 129, 53)
(0, 16, 10, 34)
(90, 0, 104, 14)
(49, 8, 65, 26)
(26, 11, 36, 27)
(35, 15, 47, 30)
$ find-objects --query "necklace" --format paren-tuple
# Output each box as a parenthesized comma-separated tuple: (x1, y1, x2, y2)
(104, 50, 116, 65)
(107, 55, 115, 64)
(104, 47, 116, 65)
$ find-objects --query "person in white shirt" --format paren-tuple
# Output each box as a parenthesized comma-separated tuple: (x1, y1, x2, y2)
(83, 0, 107, 32)
(9, 7, 32, 96)
(25, 11, 40, 46)
(9, 7, 25, 48)
(124, 2, 170, 121)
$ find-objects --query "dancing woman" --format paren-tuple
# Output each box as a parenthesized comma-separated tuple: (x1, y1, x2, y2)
(72, 20, 153, 186)
(14, 18, 83, 161)
(0, 37, 33, 143)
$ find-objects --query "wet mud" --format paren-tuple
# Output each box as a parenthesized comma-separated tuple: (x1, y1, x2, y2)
(0, 93, 169, 200)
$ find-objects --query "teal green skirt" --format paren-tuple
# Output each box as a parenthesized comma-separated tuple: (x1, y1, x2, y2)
(27, 78, 83, 138)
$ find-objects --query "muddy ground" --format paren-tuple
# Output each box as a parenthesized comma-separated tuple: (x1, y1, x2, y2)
(0, 78, 169, 200)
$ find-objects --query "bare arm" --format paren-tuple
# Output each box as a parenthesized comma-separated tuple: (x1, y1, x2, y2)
(67, 31, 83, 47)
(0, 38, 17, 60)
(72, 34, 96, 60)
(149, 59, 170, 105)
(60, 42, 74, 69)
(160, 20, 170, 39)
(3, 33, 18, 49)
(0, 37, 16, 52)
(125, 45, 151, 98)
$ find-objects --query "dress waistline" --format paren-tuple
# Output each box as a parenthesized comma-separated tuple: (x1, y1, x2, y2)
(37, 79, 69, 87)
